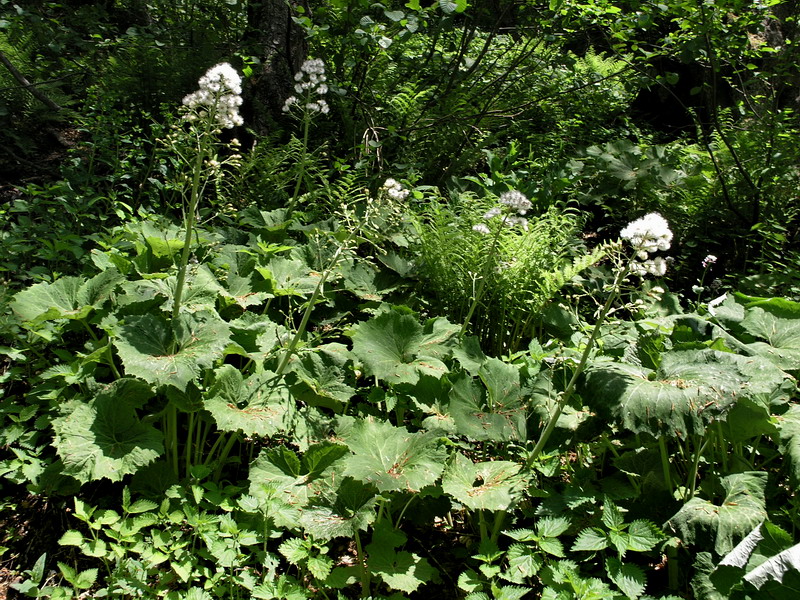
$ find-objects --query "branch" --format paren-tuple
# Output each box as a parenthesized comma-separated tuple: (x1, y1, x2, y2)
(0, 49, 62, 112)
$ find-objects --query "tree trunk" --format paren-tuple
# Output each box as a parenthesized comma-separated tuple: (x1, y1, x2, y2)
(243, 0, 308, 132)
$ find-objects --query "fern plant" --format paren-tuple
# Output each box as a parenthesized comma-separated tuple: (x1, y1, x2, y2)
(411, 193, 604, 354)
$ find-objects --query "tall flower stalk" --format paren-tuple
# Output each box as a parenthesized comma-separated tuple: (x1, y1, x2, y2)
(171, 62, 243, 324)
(525, 212, 673, 469)
(282, 58, 329, 216)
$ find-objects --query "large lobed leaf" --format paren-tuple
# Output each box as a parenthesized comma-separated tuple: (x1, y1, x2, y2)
(12, 269, 123, 325)
(350, 306, 459, 385)
(667, 472, 768, 556)
(52, 378, 163, 483)
(582, 349, 789, 439)
(442, 452, 524, 511)
(115, 310, 231, 391)
(204, 365, 297, 438)
(340, 417, 446, 493)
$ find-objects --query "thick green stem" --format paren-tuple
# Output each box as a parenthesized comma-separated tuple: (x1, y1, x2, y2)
(286, 114, 311, 217)
(460, 225, 504, 339)
(172, 138, 208, 325)
(687, 435, 709, 500)
(525, 261, 629, 470)
(354, 529, 370, 598)
(275, 244, 345, 377)
(659, 437, 674, 498)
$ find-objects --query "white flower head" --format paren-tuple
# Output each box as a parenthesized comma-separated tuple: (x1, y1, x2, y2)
(284, 58, 330, 115)
(472, 223, 491, 235)
(479, 190, 531, 231)
(702, 254, 717, 268)
(183, 62, 244, 129)
(381, 178, 409, 200)
(499, 190, 532, 215)
(620, 212, 673, 255)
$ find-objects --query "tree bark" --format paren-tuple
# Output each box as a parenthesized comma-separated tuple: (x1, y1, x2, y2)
(242, 0, 308, 132)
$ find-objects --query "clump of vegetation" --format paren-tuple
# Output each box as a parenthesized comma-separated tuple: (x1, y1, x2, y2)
(1, 1, 799, 599)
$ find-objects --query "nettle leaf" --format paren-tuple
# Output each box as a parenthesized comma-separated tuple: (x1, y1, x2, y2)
(778, 405, 800, 485)
(204, 365, 297, 438)
(12, 268, 123, 324)
(115, 310, 231, 391)
(367, 522, 438, 593)
(300, 477, 379, 541)
(583, 350, 788, 439)
(448, 358, 527, 442)
(350, 307, 459, 385)
(668, 472, 768, 556)
(340, 417, 446, 492)
(52, 379, 163, 483)
(442, 452, 524, 511)
(504, 544, 544, 582)
(605, 557, 646, 599)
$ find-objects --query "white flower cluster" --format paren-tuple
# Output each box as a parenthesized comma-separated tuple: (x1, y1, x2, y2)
(620, 212, 673, 277)
(282, 58, 330, 114)
(182, 63, 244, 129)
(381, 178, 409, 200)
(473, 190, 532, 234)
(702, 254, 717, 268)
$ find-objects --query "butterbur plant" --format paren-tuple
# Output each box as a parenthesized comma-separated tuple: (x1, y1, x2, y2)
(526, 211, 674, 469)
(172, 62, 244, 323)
(282, 57, 330, 215)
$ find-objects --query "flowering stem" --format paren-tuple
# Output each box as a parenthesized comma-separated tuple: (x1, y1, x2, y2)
(525, 257, 631, 471)
(286, 112, 311, 218)
(171, 132, 209, 325)
(460, 224, 504, 339)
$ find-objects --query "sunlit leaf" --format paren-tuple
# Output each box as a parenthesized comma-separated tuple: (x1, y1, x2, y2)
(52, 379, 163, 483)
(442, 452, 523, 511)
(668, 472, 767, 556)
(115, 310, 231, 391)
(340, 417, 446, 492)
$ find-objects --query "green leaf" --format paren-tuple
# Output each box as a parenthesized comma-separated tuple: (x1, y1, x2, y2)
(583, 350, 788, 439)
(449, 358, 527, 442)
(504, 544, 543, 582)
(288, 349, 355, 412)
(279, 538, 309, 565)
(367, 523, 438, 593)
(12, 269, 123, 324)
(572, 528, 609, 553)
(299, 478, 379, 541)
(744, 541, 800, 589)
(668, 472, 768, 556)
(350, 307, 458, 385)
(204, 366, 297, 438)
(605, 557, 646, 599)
(115, 310, 231, 391)
(52, 379, 163, 483)
(739, 302, 800, 372)
(778, 404, 800, 485)
(442, 452, 523, 511)
(58, 530, 84, 546)
(341, 417, 446, 492)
